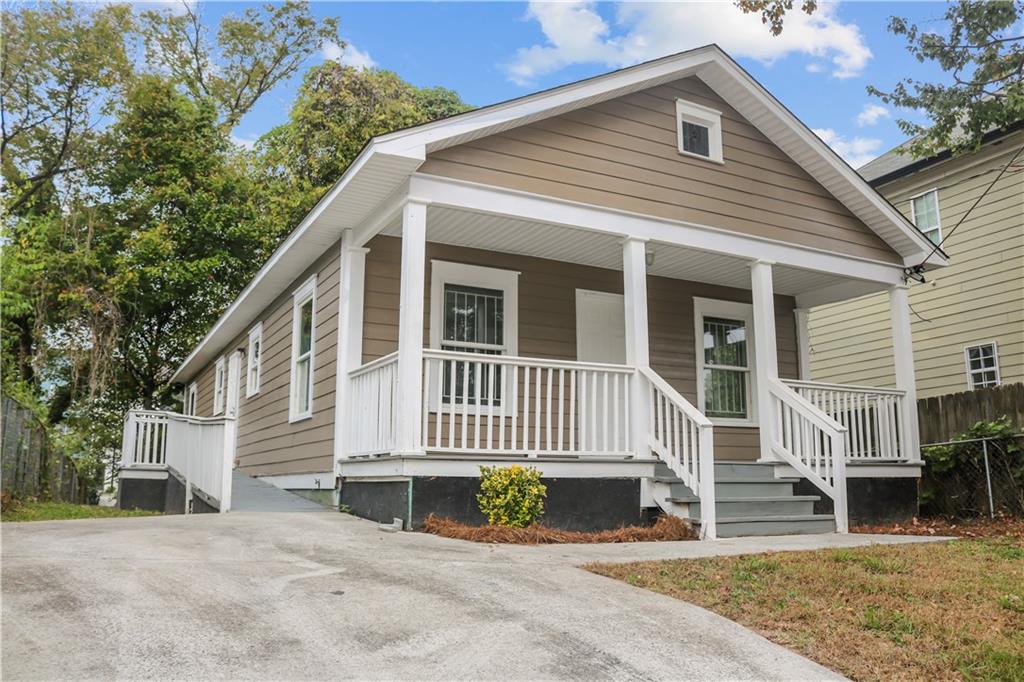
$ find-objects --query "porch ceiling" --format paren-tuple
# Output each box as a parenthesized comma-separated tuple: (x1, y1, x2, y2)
(380, 206, 887, 305)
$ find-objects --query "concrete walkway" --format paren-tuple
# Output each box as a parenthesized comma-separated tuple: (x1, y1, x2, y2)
(1, 512, 945, 681)
(229, 472, 329, 512)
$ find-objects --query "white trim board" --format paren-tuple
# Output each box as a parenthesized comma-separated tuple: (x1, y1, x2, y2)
(338, 455, 658, 479)
(257, 471, 333, 491)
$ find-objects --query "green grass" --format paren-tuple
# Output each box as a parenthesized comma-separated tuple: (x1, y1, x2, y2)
(1, 500, 161, 522)
(588, 537, 1024, 681)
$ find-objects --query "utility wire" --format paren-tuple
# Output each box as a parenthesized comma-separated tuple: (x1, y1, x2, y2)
(909, 142, 1024, 277)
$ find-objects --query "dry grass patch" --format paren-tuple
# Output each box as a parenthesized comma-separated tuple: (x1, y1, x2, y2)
(422, 513, 695, 544)
(587, 538, 1023, 680)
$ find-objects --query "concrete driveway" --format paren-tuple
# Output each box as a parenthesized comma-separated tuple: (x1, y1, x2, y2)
(2, 512, 939, 680)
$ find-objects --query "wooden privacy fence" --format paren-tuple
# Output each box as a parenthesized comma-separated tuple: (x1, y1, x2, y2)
(1, 397, 86, 502)
(917, 383, 1024, 444)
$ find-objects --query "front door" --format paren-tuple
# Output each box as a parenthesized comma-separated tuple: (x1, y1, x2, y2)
(575, 290, 626, 364)
(576, 290, 628, 451)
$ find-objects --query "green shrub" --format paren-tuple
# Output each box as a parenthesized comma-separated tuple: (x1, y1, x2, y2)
(476, 465, 546, 527)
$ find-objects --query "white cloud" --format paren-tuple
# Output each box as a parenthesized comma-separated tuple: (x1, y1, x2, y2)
(322, 40, 376, 70)
(812, 128, 882, 168)
(505, 1, 872, 86)
(805, 62, 824, 73)
(230, 134, 257, 151)
(856, 103, 889, 127)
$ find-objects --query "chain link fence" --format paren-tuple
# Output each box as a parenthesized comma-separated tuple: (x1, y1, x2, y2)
(920, 434, 1024, 518)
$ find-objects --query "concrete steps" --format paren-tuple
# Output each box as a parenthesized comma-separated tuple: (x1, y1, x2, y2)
(650, 461, 835, 537)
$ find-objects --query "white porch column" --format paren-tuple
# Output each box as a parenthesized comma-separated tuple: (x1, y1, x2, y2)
(622, 237, 651, 461)
(889, 284, 921, 462)
(333, 229, 369, 480)
(394, 199, 428, 454)
(750, 260, 779, 459)
(794, 307, 812, 381)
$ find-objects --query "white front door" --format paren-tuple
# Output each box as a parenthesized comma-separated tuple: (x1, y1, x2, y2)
(575, 290, 627, 364)
(576, 290, 628, 451)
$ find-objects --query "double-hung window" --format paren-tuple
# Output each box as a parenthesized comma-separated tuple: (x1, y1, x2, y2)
(184, 383, 198, 416)
(910, 189, 941, 244)
(213, 357, 226, 415)
(290, 276, 316, 422)
(246, 322, 262, 398)
(694, 298, 756, 425)
(676, 99, 724, 163)
(965, 342, 1000, 389)
(429, 261, 519, 407)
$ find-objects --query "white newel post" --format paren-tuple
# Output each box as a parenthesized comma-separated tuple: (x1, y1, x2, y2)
(794, 307, 812, 381)
(221, 349, 242, 512)
(750, 260, 779, 460)
(622, 238, 653, 503)
(889, 284, 921, 462)
(395, 199, 428, 455)
(334, 229, 369, 489)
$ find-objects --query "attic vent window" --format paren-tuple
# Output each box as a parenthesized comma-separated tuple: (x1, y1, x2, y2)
(676, 99, 723, 164)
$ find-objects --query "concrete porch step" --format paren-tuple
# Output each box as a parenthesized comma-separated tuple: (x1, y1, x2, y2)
(687, 495, 820, 519)
(712, 514, 837, 538)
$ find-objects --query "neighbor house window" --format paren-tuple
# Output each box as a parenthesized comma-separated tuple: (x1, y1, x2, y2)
(246, 322, 262, 398)
(694, 298, 756, 425)
(429, 261, 519, 406)
(213, 357, 226, 415)
(965, 342, 1000, 389)
(911, 189, 941, 244)
(289, 276, 316, 422)
(185, 383, 198, 416)
(676, 99, 723, 163)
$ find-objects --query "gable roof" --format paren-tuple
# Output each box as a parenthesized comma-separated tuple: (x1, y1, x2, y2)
(172, 44, 947, 383)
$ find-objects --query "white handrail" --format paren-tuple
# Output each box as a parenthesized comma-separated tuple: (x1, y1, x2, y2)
(421, 349, 633, 455)
(639, 366, 716, 540)
(768, 378, 849, 532)
(347, 353, 400, 456)
(782, 379, 909, 461)
(121, 410, 234, 512)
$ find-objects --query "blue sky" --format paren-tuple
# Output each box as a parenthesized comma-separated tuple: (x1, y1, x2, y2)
(194, 1, 953, 168)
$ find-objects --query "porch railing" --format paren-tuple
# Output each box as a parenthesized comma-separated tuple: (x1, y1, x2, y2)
(783, 380, 909, 461)
(346, 352, 399, 456)
(641, 367, 716, 539)
(121, 410, 233, 510)
(420, 349, 634, 455)
(767, 379, 849, 532)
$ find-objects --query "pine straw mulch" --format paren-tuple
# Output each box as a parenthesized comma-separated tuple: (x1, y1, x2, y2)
(853, 514, 1024, 540)
(421, 513, 696, 544)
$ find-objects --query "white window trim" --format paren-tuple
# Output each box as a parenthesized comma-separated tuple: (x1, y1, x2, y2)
(289, 275, 317, 423)
(428, 261, 520, 412)
(909, 188, 941, 244)
(964, 341, 1001, 390)
(676, 99, 724, 164)
(693, 297, 757, 427)
(213, 357, 226, 416)
(185, 382, 198, 416)
(246, 321, 263, 398)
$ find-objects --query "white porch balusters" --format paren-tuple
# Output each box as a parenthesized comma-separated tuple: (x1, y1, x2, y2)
(889, 284, 921, 463)
(334, 229, 369, 476)
(395, 199, 428, 455)
(750, 260, 779, 460)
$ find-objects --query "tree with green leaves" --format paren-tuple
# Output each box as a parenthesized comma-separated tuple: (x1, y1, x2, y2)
(736, 0, 1024, 157)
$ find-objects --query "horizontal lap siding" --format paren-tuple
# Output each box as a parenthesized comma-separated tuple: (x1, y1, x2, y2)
(184, 239, 342, 477)
(419, 76, 899, 264)
(365, 235, 798, 460)
(809, 136, 1024, 398)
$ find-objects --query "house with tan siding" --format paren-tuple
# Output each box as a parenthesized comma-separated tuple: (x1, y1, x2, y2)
(118, 46, 947, 539)
(808, 128, 1023, 418)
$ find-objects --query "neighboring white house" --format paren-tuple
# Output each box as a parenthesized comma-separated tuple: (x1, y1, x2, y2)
(119, 46, 947, 539)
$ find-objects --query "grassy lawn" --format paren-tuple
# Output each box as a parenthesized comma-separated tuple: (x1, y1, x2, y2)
(1, 500, 161, 522)
(587, 538, 1024, 681)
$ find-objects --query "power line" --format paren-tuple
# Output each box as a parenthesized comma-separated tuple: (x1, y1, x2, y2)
(908, 142, 1024, 280)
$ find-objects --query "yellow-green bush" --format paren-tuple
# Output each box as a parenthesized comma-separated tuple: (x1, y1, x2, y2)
(476, 465, 546, 527)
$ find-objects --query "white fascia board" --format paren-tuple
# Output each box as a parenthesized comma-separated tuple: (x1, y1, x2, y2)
(409, 173, 906, 286)
(172, 145, 423, 384)
(700, 59, 947, 267)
